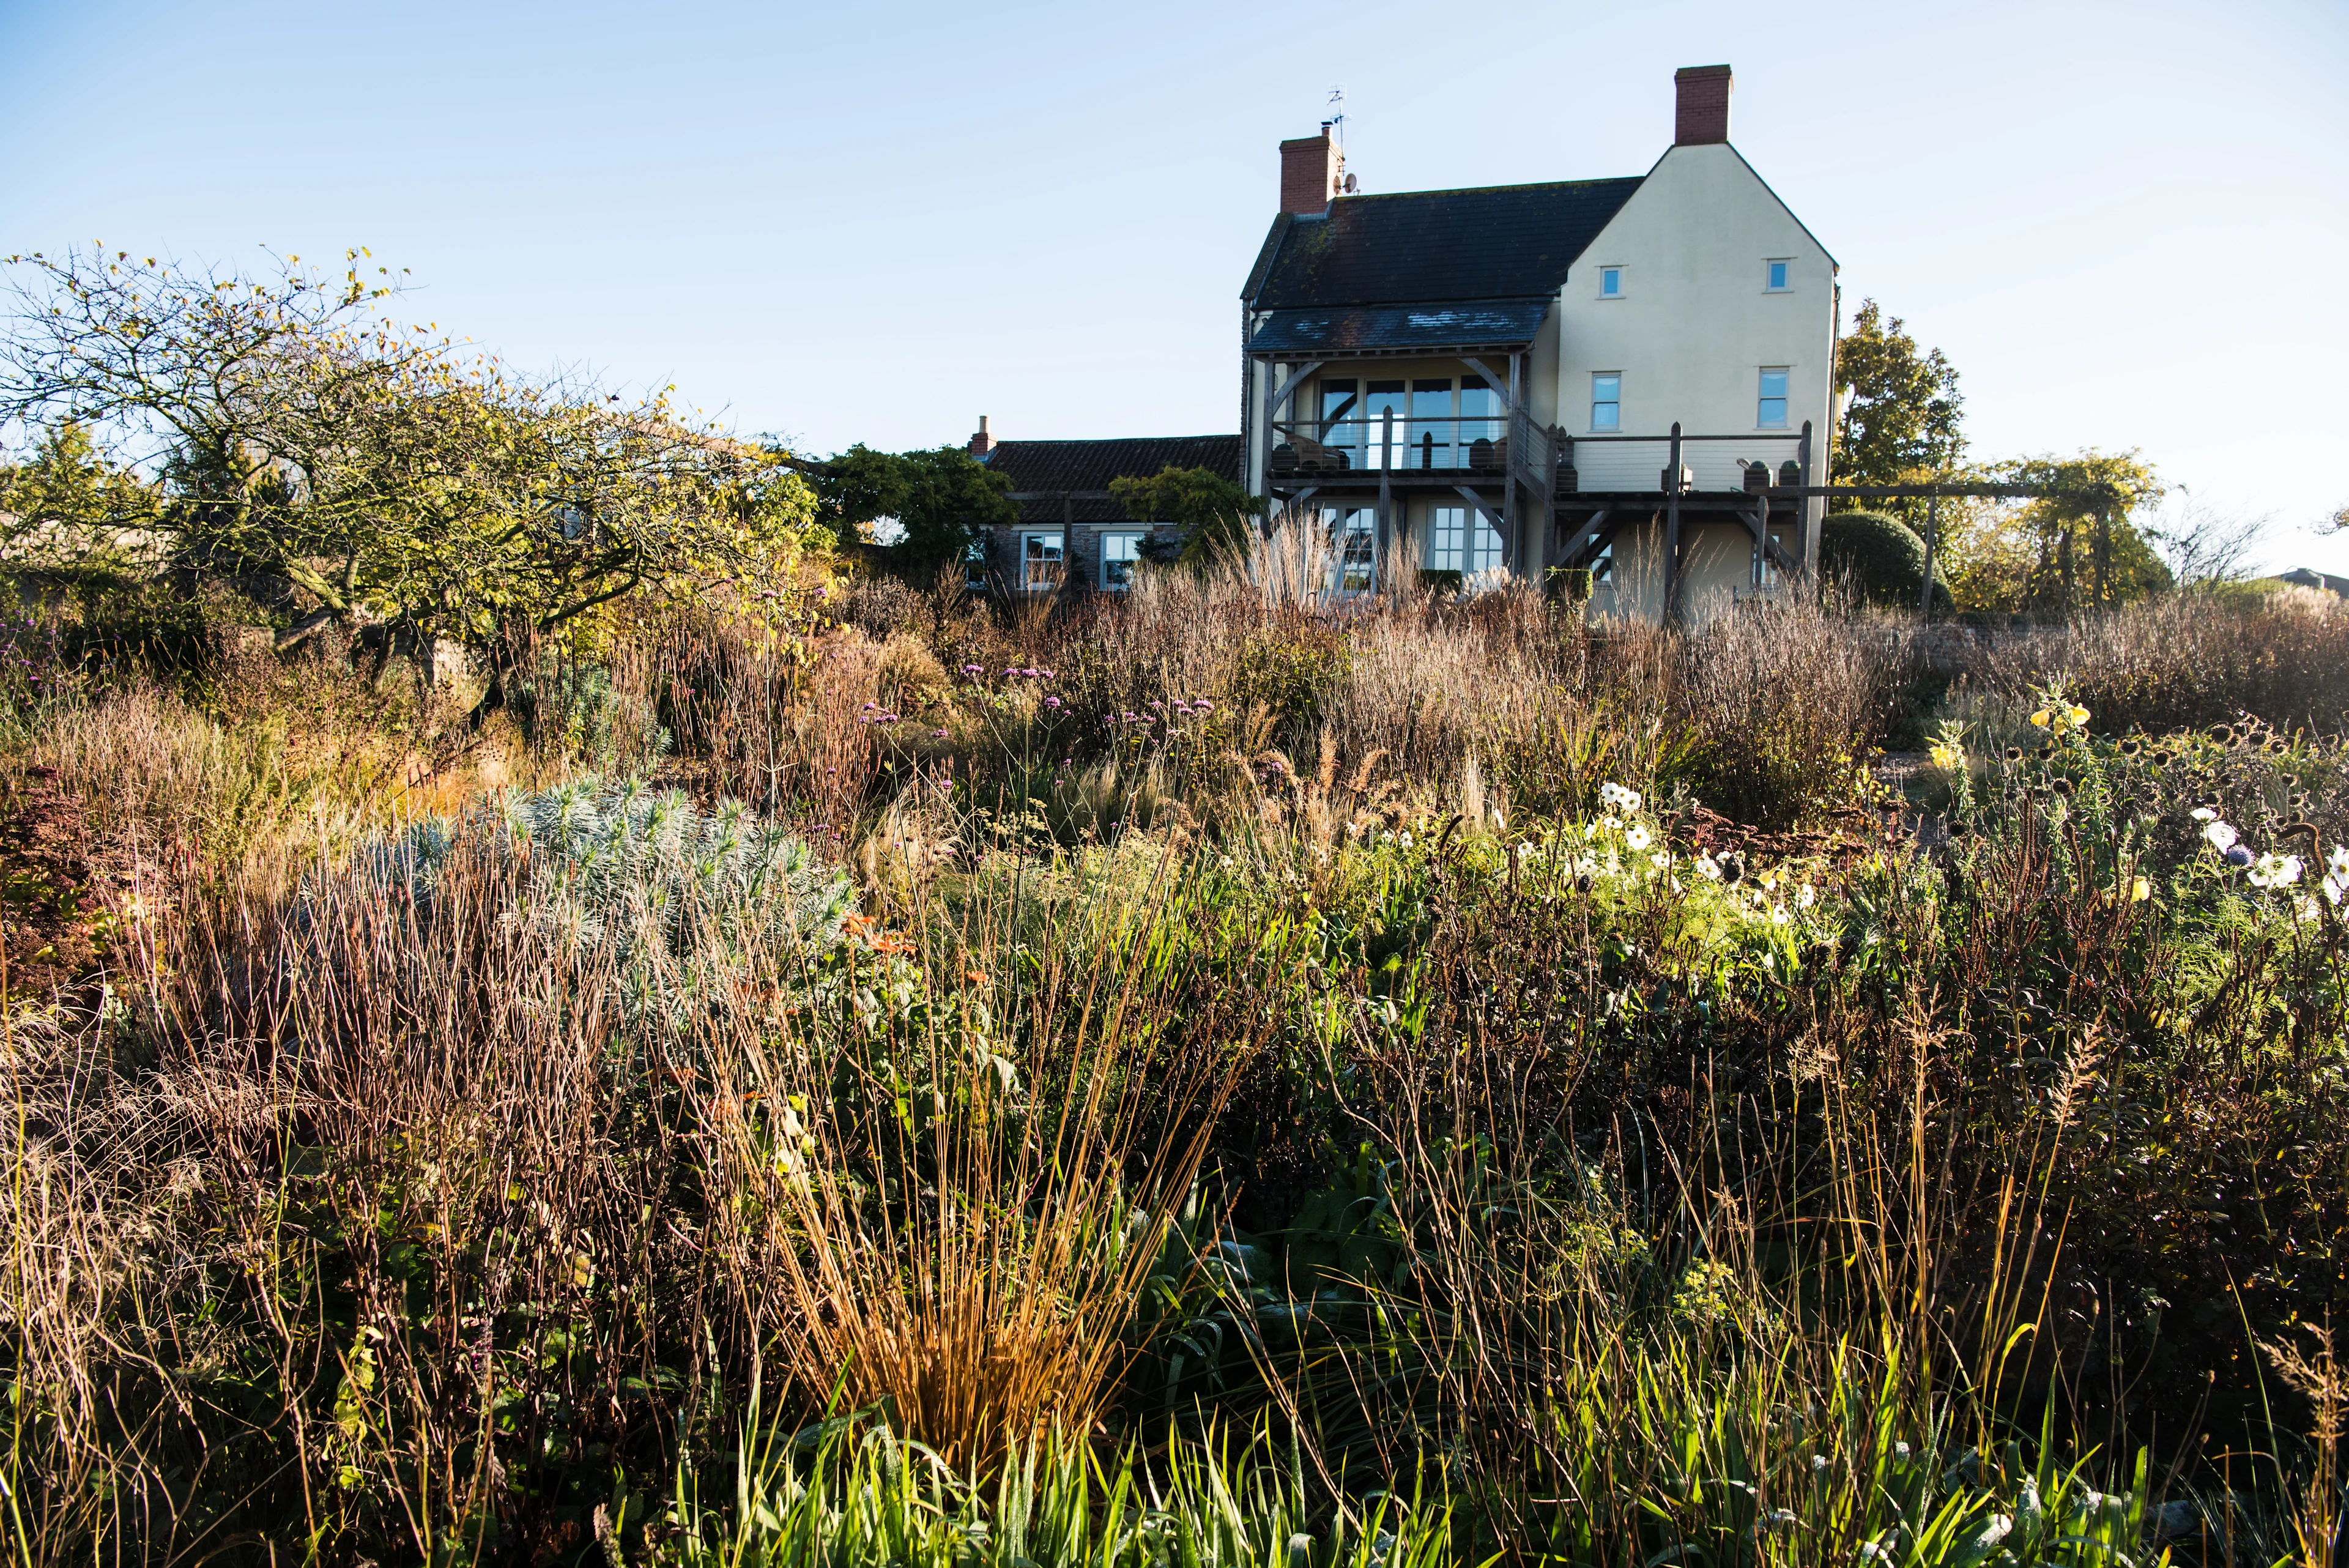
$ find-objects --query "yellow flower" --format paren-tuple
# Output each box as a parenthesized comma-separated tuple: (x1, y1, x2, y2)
(2069, 706, 2090, 727)
(2029, 708, 2051, 728)
(2130, 876, 2150, 902)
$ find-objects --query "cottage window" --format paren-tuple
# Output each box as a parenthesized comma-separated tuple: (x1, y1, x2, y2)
(964, 535, 989, 594)
(1591, 373, 1621, 432)
(1757, 367, 1789, 429)
(1020, 531, 1064, 593)
(1100, 530, 1145, 591)
(1765, 259, 1791, 292)
(1599, 266, 1624, 299)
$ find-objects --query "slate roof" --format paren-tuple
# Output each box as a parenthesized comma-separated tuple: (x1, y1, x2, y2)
(1245, 177, 1646, 312)
(1249, 297, 1554, 354)
(979, 436, 1244, 526)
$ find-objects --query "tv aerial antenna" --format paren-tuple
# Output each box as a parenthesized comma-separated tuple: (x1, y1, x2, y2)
(1325, 85, 1357, 193)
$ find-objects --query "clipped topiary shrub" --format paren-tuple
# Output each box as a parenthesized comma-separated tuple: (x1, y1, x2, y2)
(1820, 509, 1948, 611)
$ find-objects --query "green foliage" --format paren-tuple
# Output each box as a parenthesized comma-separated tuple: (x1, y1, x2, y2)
(1105, 464, 1264, 565)
(817, 444, 1016, 573)
(1820, 509, 1949, 609)
(1992, 450, 2170, 611)
(0, 247, 827, 654)
(1833, 299, 1966, 525)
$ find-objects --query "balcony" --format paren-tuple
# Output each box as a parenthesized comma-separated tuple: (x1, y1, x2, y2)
(1267, 415, 1514, 477)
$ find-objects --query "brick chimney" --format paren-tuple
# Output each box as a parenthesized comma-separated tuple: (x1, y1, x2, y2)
(968, 415, 994, 457)
(1278, 125, 1345, 215)
(1674, 64, 1732, 145)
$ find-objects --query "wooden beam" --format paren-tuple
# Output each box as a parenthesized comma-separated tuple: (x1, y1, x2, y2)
(1562, 508, 1619, 570)
(1460, 356, 1516, 417)
(1376, 407, 1394, 576)
(1920, 494, 1939, 617)
(1731, 499, 1798, 578)
(1453, 485, 1505, 532)
(1761, 483, 2046, 499)
(1662, 423, 1683, 621)
(1268, 360, 1325, 418)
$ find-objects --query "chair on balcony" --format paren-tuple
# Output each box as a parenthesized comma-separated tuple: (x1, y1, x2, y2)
(1272, 434, 1352, 475)
(1466, 435, 1508, 473)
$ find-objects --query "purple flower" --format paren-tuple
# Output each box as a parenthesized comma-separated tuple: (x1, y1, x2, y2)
(1195, 699, 1215, 713)
(933, 727, 949, 738)
(862, 700, 877, 710)
(1045, 696, 1062, 708)
(1038, 669, 1056, 680)
(2222, 845, 2255, 867)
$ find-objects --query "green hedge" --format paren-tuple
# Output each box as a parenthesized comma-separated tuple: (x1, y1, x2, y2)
(1820, 509, 1949, 611)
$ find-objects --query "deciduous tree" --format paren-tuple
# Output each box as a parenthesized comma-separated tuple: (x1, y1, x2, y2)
(1832, 299, 1965, 529)
(0, 247, 824, 660)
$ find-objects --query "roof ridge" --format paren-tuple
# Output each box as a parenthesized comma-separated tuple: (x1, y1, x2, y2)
(1332, 174, 1643, 203)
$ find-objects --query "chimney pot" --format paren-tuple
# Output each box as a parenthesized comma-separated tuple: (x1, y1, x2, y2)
(1278, 130, 1345, 215)
(968, 415, 995, 457)
(1673, 64, 1732, 146)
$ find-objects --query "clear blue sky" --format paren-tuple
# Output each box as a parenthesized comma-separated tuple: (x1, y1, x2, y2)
(4, 0, 2345, 571)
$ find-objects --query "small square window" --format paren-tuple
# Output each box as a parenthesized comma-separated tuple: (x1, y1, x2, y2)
(1591, 372, 1621, 432)
(1100, 530, 1145, 591)
(1598, 266, 1623, 299)
(1765, 259, 1791, 292)
(1757, 367, 1789, 429)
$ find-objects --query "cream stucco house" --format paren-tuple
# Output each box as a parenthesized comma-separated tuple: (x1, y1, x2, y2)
(1241, 64, 1837, 622)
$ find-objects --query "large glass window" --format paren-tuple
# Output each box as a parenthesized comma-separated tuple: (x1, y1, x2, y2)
(1428, 505, 1505, 575)
(1318, 379, 1359, 466)
(1591, 372, 1621, 432)
(1409, 379, 1453, 469)
(1757, 367, 1789, 429)
(1099, 530, 1144, 591)
(1459, 376, 1502, 466)
(1020, 531, 1063, 593)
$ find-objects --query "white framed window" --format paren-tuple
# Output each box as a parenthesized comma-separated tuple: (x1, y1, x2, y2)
(1754, 527, 1789, 589)
(1598, 266, 1624, 299)
(1591, 372, 1622, 432)
(1020, 531, 1064, 593)
(1099, 530, 1145, 590)
(964, 535, 989, 593)
(1428, 505, 1505, 576)
(1764, 258, 1792, 292)
(1757, 368, 1789, 429)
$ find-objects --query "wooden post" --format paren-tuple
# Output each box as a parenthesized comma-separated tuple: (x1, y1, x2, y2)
(1797, 420, 1816, 579)
(1920, 493, 1939, 618)
(1662, 422, 1683, 622)
(1376, 406, 1394, 585)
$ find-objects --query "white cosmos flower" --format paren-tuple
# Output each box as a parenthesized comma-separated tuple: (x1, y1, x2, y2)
(2329, 845, 2349, 878)
(1770, 905, 1792, 926)
(1695, 854, 1722, 880)
(2249, 853, 2303, 889)
(1625, 825, 1653, 852)
(1650, 852, 1669, 869)
(1795, 883, 1817, 909)
(2191, 807, 2217, 822)
(2323, 874, 2347, 906)
(2202, 821, 2238, 852)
